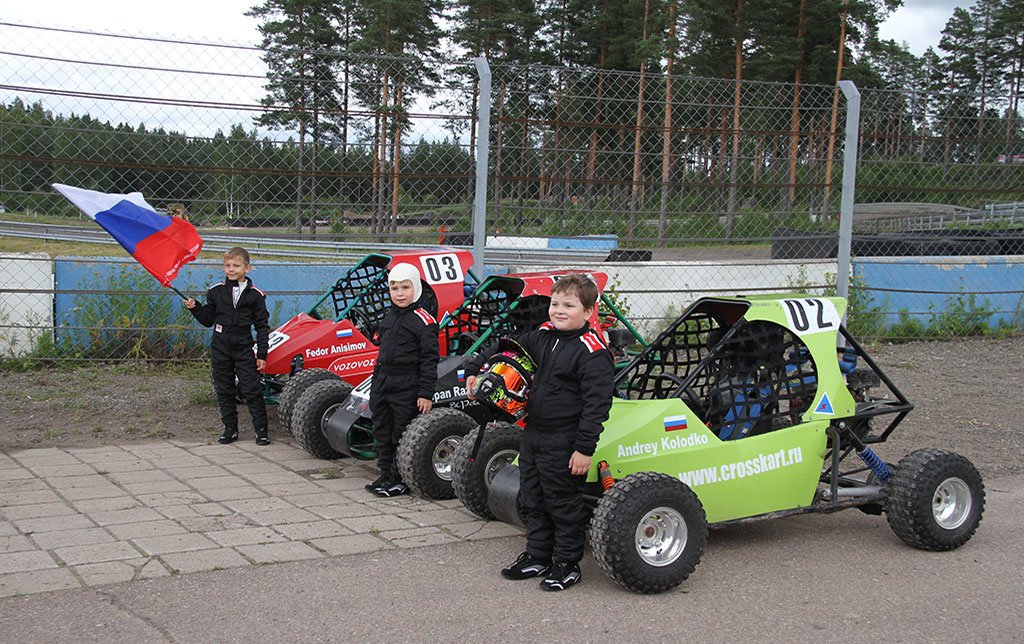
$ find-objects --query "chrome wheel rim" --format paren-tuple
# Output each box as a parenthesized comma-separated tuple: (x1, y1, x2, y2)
(433, 436, 463, 481)
(484, 449, 518, 488)
(634, 506, 688, 567)
(933, 476, 972, 530)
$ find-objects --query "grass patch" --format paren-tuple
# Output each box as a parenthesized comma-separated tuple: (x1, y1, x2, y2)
(188, 387, 216, 406)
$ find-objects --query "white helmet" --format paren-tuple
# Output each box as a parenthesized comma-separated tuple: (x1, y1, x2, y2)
(388, 262, 422, 302)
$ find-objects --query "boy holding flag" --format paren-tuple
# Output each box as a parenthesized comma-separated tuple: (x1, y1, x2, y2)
(185, 247, 271, 446)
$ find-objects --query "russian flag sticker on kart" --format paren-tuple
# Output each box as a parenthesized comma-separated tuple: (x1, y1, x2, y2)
(336, 328, 353, 338)
(814, 392, 835, 415)
(457, 369, 465, 381)
(664, 415, 688, 431)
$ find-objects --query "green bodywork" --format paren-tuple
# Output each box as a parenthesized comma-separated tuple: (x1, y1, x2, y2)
(589, 294, 857, 524)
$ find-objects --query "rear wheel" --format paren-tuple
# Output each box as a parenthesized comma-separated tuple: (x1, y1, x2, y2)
(277, 368, 338, 435)
(397, 408, 476, 500)
(886, 448, 985, 551)
(589, 472, 706, 594)
(290, 379, 352, 459)
(451, 422, 521, 519)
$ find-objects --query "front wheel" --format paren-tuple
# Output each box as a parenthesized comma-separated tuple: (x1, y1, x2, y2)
(451, 422, 521, 519)
(290, 379, 352, 459)
(589, 472, 707, 594)
(885, 448, 985, 551)
(396, 407, 476, 500)
(277, 368, 338, 435)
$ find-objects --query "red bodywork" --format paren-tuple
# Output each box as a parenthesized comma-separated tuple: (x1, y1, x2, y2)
(263, 248, 474, 387)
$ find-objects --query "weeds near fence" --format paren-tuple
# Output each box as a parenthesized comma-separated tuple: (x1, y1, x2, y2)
(67, 269, 205, 361)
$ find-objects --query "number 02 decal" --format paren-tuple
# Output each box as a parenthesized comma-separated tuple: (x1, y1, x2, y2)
(420, 253, 463, 284)
(781, 298, 841, 336)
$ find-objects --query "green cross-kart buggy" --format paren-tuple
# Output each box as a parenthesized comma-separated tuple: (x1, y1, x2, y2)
(263, 248, 476, 433)
(456, 294, 985, 594)
(286, 270, 646, 500)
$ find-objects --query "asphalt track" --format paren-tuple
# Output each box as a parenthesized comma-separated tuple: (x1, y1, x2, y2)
(1, 475, 1020, 643)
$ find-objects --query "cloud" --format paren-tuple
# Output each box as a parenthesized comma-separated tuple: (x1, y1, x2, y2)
(878, 0, 974, 55)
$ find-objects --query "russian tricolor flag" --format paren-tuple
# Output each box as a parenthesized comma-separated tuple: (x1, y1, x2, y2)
(456, 369, 465, 381)
(663, 414, 688, 431)
(336, 328, 353, 338)
(52, 184, 203, 287)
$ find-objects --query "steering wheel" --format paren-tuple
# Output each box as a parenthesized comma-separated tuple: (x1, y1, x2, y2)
(347, 309, 374, 338)
(681, 386, 706, 418)
(652, 373, 684, 399)
(457, 331, 480, 353)
(653, 373, 706, 418)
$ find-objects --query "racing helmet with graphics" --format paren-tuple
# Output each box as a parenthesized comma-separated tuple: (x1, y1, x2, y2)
(473, 338, 537, 421)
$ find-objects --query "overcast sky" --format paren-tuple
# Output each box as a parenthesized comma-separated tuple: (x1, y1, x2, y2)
(2, 0, 974, 54)
(878, 0, 975, 55)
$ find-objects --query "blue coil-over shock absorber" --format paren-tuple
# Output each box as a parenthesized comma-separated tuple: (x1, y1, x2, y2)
(842, 423, 893, 483)
(857, 445, 893, 483)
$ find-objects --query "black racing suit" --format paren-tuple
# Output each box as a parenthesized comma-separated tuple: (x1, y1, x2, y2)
(469, 322, 614, 564)
(188, 277, 270, 432)
(369, 301, 440, 481)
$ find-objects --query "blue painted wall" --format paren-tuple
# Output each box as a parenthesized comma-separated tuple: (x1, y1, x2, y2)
(54, 257, 351, 349)
(854, 256, 1024, 329)
(49, 254, 1024, 351)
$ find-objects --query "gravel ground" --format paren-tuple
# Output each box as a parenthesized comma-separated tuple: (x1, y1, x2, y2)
(2, 336, 1022, 477)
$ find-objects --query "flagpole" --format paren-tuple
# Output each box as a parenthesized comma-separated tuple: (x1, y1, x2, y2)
(169, 286, 188, 300)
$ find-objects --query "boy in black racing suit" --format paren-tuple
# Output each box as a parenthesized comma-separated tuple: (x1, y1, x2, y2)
(185, 246, 271, 445)
(365, 263, 440, 497)
(467, 273, 614, 591)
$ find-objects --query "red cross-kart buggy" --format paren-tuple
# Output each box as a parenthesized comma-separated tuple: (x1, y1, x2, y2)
(263, 248, 476, 434)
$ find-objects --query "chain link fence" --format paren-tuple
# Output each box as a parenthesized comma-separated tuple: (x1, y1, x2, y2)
(2, 22, 1023, 364)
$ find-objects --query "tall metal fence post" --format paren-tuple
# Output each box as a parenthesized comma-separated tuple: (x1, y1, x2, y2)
(836, 80, 860, 303)
(472, 57, 492, 272)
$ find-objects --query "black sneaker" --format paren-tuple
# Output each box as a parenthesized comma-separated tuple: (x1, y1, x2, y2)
(218, 427, 239, 444)
(255, 428, 270, 446)
(501, 552, 551, 580)
(376, 481, 410, 497)
(540, 561, 581, 591)
(364, 476, 389, 495)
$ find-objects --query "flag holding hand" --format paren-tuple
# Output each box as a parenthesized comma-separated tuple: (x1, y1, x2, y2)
(52, 183, 203, 287)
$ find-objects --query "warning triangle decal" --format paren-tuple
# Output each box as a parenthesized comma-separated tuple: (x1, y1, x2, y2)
(815, 391, 834, 415)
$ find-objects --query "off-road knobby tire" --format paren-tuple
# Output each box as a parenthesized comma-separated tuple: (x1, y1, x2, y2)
(451, 422, 521, 519)
(885, 448, 985, 551)
(290, 379, 352, 460)
(396, 407, 477, 500)
(277, 368, 338, 435)
(589, 472, 707, 594)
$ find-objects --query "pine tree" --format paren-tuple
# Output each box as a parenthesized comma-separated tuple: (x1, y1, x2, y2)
(247, 0, 347, 233)
(350, 0, 444, 239)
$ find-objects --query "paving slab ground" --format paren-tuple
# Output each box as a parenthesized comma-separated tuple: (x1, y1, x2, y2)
(0, 477, 1020, 642)
(0, 439, 521, 598)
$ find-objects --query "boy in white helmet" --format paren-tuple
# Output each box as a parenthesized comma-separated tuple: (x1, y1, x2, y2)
(365, 262, 440, 497)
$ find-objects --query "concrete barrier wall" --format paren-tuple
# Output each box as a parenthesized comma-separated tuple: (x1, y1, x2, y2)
(0, 253, 52, 356)
(4, 254, 1022, 356)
